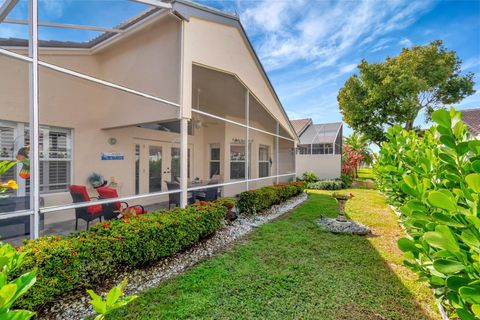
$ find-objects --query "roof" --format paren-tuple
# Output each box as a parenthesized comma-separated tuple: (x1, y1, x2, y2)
(462, 108, 480, 136)
(298, 122, 342, 145)
(0, 0, 298, 141)
(290, 118, 312, 136)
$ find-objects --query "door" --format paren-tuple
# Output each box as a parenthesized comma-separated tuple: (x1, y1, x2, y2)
(148, 145, 163, 192)
(135, 141, 173, 194)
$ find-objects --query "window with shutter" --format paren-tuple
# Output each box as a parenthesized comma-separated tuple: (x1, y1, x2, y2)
(1, 121, 72, 194)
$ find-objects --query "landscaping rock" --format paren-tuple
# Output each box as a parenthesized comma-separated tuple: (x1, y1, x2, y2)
(316, 217, 370, 235)
(39, 192, 308, 320)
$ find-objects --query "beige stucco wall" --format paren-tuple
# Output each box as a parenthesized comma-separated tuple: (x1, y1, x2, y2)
(296, 154, 341, 180)
(0, 12, 297, 227)
(182, 17, 295, 139)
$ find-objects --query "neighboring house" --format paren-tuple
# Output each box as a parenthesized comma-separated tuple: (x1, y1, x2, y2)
(292, 119, 343, 179)
(462, 108, 480, 138)
(0, 0, 297, 240)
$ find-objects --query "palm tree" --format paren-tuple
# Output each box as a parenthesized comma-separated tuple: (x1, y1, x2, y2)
(343, 132, 373, 166)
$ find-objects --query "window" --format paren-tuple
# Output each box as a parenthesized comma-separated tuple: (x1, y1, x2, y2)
(297, 144, 311, 155)
(0, 121, 72, 194)
(259, 145, 270, 178)
(171, 147, 190, 181)
(312, 143, 333, 155)
(230, 143, 245, 179)
(209, 143, 220, 178)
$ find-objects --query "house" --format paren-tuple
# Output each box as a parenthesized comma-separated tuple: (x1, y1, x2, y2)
(291, 119, 342, 179)
(0, 0, 297, 241)
(462, 108, 480, 138)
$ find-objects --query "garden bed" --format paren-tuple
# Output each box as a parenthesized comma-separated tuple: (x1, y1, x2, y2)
(38, 192, 308, 320)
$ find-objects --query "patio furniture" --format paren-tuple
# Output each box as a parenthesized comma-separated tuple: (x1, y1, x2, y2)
(96, 186, 146, 220)
(166, 181, 194, 208)
(195, 180, 220, 202)
(68, 185, 103, 230)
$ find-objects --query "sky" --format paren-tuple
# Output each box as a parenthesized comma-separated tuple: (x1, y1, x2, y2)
(1, 0, 479, 138)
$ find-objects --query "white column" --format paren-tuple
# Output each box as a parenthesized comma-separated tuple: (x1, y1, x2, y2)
(28, 0, 40, 239)
(178, 20, 188, 208)
(179, 118, 188, 208)
(245, 90, 249, 190)
(276, 122, 279, 184)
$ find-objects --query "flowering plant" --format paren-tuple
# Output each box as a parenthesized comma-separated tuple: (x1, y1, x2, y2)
(0, 160, 18, 193)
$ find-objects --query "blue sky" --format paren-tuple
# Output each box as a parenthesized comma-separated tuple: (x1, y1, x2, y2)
(1, 0, 479, 137)
(198, 0, 480, 135)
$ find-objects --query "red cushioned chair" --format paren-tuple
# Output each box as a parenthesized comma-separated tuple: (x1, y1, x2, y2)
(96, 187, 146, 220)
(68, 185, 104, 230)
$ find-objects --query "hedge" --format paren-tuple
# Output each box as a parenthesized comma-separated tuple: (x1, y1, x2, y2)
(374, 108, 480, 319)
(237, 181, 305, 214)
(13, 202, 226, 310)
(307, 180, 344, 190)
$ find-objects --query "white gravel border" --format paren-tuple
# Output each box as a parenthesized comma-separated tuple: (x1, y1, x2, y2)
(39, 192, 308, 320)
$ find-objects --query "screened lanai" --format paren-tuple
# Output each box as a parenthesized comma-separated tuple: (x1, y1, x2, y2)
(294, 121, 342, 179)
(0, 0, 297, 244)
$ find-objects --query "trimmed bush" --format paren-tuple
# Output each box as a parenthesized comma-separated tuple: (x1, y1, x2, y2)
(307, 180, 344, 190)
(340, 174, 352, 188)
(374, 108, 480, 319)
(13, 202, 226, 310)
(301, 171, 319, 183)
(237, 182, 305, 214)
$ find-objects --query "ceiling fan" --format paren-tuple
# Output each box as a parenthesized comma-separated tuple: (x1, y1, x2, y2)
(193, 88, 218, 129)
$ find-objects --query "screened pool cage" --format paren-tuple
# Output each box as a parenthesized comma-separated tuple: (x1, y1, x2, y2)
(0, 0, 296, 242)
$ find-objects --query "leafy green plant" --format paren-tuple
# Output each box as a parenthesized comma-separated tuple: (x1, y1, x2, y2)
(13, 202, 226, 310)
(237, 182, 305, 214)
(340, 174, 353, 188)
(0, 243, 36, 319)
(214, 198, 236, 210)
(301, 171, 319, 183)
(374, 108, 480, 319)
(87, 278, 137, 320)
(307, 180, 344, 190)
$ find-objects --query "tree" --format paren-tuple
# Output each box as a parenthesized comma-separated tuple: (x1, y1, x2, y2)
(343, 131, 373, 166)
(337, 40, 475, 145)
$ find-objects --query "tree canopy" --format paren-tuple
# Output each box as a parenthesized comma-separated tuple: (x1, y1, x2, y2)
(337, 40, 475, 145)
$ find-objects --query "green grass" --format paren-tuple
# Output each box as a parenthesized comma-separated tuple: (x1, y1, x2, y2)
(357, 167, 374, 180)
(109, 190, 439, 320)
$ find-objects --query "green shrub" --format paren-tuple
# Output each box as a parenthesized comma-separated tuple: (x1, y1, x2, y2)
(340, 174, 352, 188)
(13, 202, 226, 310)
(307, 180, 344, 190)
(374, 108, 480, 319)
(301, 171, 319, 183)
(237, 182, 305, 214)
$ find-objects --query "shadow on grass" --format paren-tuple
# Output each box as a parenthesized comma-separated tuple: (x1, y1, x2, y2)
(109, 192, 438, 320)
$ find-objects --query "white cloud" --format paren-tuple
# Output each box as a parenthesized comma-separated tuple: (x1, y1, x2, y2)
(462, 57, 480, 71)
(237, 0, 435, 72)
(339, 63, 357, 74)
(399, 37, 413, 47)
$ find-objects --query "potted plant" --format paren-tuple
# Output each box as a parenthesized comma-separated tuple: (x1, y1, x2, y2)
(331, 192, 354, 222)
(215, 198, 237, 221)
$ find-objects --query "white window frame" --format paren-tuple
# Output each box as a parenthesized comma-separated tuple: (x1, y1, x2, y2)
(209, 143, 220, 178)
(0, 120, 72, 194)
(258, 144, 270, 178)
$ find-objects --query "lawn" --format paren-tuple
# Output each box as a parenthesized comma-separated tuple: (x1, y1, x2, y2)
(357, 167, 374, 180)
(109, 190, 439, 320)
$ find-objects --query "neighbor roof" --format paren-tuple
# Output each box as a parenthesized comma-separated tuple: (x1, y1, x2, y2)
(462, 108, 480, 136)
(298, 122, 342, 145)
(290, 118, 312, 136)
